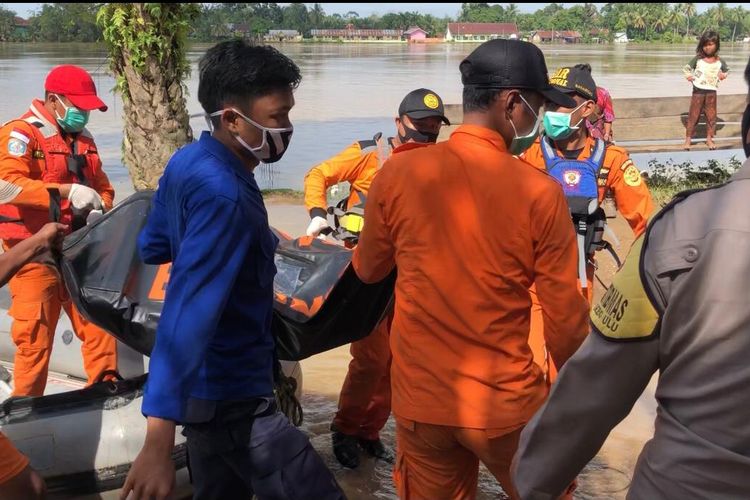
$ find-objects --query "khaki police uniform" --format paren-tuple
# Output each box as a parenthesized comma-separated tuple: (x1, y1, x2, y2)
(512, 158, 750, 499)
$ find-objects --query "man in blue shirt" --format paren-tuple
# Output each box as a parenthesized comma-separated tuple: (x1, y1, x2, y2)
(121, 40, 345, 500)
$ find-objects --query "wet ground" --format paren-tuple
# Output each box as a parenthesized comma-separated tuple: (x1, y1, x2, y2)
(268, 203, 656, 499)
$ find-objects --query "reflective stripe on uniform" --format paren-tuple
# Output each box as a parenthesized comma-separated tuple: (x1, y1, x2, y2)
(0, 178, 22, 203)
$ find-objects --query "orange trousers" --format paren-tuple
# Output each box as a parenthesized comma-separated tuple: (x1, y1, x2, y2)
(0, 432, 28, 485)
(8, 263, 117, 397)
(394, 417, 523, 500)
(333, 311, 392, 441)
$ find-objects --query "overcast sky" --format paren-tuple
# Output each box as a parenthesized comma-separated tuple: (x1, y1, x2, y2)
(6, 3, 745, 19)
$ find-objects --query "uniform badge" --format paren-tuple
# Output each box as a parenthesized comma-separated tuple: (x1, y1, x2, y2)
(7, 138, 27, 156)
(623, 164, 642, 187)
(423, 94, 440, 109)
(563, 170, 581, 187)
(591, 237, 659, 341)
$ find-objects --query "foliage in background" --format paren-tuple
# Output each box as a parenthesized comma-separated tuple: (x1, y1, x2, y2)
(643, 156, 744, 206)
(97, 3, 197, 96)
(96, 3, 197, 190)
(4, 2, 750, 43)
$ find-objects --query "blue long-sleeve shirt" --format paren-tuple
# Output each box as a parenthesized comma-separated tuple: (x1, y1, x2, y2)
(137, 131, 278, 423)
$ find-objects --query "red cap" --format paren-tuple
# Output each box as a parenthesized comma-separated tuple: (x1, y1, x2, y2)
(44, 65, 108, 112)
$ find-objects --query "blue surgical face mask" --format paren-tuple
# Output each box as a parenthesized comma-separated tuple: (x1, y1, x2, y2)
(508, 95, 542, 155)
(542, 101, 588, 141)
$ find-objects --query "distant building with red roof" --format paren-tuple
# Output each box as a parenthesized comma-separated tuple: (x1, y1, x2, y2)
(445, 23, 519, 42)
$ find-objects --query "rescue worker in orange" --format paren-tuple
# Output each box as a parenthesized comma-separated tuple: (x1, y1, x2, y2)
(0, 65, 117, 397)
(0, 222, 67, 500)
(303, 88, 450, 469)
(522, 64, 655, 382)
(305, 88, 450, 468)
(352, 39, 589, 499)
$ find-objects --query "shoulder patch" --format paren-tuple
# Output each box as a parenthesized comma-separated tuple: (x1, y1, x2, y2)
(9, 129, 30, 144)
(622, 163, 642, 187)
(7, 138, 27, 156)
(591, 237, 659, 341)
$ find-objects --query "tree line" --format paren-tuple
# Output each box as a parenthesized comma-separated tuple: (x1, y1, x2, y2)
(1, 3, 749, 44)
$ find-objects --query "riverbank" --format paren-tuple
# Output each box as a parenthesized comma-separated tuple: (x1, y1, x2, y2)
(262, 188, 305, 204)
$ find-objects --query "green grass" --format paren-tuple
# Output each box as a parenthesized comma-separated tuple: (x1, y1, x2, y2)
(261, 188, 304, 200)
(643, 156, 744, 207)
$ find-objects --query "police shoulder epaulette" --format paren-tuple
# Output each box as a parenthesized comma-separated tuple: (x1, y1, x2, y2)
(590, 236, 660, 342)
(647, 181, 729, 226)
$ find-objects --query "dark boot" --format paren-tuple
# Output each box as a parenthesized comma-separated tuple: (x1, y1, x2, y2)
(358, 438, 395, 464)
(331, 426, 360, 469)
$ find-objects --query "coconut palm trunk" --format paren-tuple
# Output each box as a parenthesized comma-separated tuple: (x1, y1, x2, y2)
(98, 3, 198, 191)
(118, 44, 193, 190)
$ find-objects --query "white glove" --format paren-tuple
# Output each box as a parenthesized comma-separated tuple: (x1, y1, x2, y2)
(68, 183, 103, 211)
(86, 209, 104, 225)
(306, 216, 330, 238)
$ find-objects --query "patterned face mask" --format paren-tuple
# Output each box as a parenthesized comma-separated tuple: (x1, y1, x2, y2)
(209, 108, 294, 164)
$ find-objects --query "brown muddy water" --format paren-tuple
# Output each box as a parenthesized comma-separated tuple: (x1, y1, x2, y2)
(0, 42, 747, 190)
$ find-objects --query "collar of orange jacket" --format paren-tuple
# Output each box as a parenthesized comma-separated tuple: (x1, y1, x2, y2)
(451, 124, 509, 153)
(29, 98, 61, 127)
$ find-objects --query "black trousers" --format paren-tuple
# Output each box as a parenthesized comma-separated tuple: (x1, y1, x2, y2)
(183, 400, 346, 500)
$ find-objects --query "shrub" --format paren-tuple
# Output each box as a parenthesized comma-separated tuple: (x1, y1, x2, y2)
(642, 156, 744, 206)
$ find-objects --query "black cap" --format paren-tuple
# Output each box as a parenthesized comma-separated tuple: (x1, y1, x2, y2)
(549, 65, 598, 104)
(398, 88, 450, 125)
(460, 39, 576, 108)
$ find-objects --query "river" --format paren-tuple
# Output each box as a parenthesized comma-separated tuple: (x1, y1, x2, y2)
(0, 42, 747, 191)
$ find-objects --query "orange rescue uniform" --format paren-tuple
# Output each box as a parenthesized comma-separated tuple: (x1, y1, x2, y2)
(522, 136, 655, 381)
(353, 125, 590, 499)
(303, 133, 394, 440)
(0, 100, 117, 396)
(0, 432, 28, 486)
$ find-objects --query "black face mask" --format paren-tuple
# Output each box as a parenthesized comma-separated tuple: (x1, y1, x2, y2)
(398, 123, 438, 144)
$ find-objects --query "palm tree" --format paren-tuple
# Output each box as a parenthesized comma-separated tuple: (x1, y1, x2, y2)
(97, 3, 197, 190)
(310, 3, 325, 28)
(667, 6, 684, 38)
(632, 8, 647, 39)
(683, 2, 696, 37)
(617, 6, 634, 36)
(583, 2, 598, 21)
(654, 14, 668, 34)
(729, 6, 744, 42)
(713, 2, 727, 28)
(506, 3, 519, 22)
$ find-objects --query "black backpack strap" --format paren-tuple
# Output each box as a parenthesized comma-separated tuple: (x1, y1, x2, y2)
(592, 139, 610, 190)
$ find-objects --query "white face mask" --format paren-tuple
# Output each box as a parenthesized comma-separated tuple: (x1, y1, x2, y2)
(209, 108, 293, 164)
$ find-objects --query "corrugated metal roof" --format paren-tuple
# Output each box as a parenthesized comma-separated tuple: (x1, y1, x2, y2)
(447, 23, 519, 35)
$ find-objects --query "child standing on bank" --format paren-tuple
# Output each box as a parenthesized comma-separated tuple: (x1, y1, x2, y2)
(683, 31, 729, 150)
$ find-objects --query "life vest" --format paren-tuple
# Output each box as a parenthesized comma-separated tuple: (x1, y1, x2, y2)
(0, 102, 101, 241)
(328, 133, 393, 244)
(541, 136, 619, 288)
